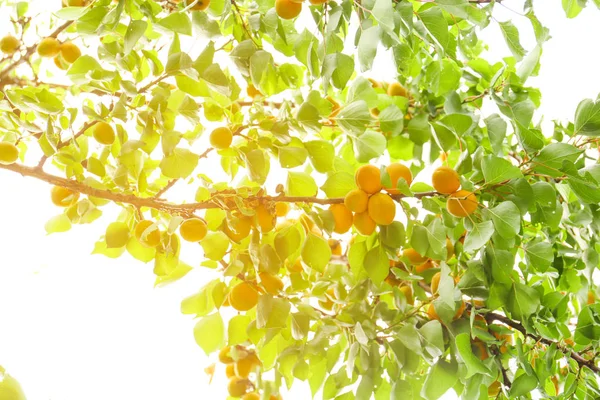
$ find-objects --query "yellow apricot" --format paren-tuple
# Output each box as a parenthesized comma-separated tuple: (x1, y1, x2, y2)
(309, 0, 327, 4)
(37, 37, 61, 57)
(402, 248, 426, 265)
(64, 0, 87, 5)
(355, 164, 382, 194)
(210, 126, 232, 149)
(328, 239, 342, 256)
(368, 78, 381, 88)
(247, 84, 262, 98)
(367, 193, 396, 225)
(225, 216, 253, 242)
(60, 42, 81, 63)
(135, 220, 161, 248)
(229, 282, 259, 311)
(53, 55, 69, 70)
(384, 163, 412, 194)
(488, 381, 501, 397)
(430, 272, 441, 294)
(415, 259, 436, 274)
(179, 218, 207, 242)
(243, 393, 260, 400)
(387, 81, 408, 97)
(275, 0, 302, 19)
(225, 364, 236, 378)
(236, 354, 260, 378)
(219, 346, 234, 364)
(588, 290, 596, 305)
(93, 121, 115, 145)
(51, 186, 79, 207)
(286, 257, 303, 273)
(446, 238, 454, 260)
(255, 204, 275, 233)
(344, 189, 368, 213)
(227, 376, 250, 397)
(329, 203, 353, 234)
(0, 142, 19, 165)
(370, 108, 380, 118)
(275, 202, 290, 217)
(185, 0, 211, 9)
(105, 222, 130, 248)
(259, 272, 283, 295)
(446, 190, 478, 217)
(0, 35, 19, 55)
(353, 212, 376, 236)
(432, 166, 460, 194)
(385, 271, 401, 286)
(472, 339, 489, 360)
(399, 286, 414, 305)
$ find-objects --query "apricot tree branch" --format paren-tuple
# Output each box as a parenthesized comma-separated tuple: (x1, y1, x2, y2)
(0, 162, 438, 215)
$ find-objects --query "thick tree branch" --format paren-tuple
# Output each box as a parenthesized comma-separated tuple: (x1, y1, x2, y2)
(0, 162, 437, 215)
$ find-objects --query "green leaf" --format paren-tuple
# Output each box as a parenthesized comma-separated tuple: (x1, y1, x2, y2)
(322, 52, 355, 91)
(357, 26, 380, 71)
(524, 241, 554, 272)
(379, 222, 405, 249)
(481, 155, 523, 185)
(305, 140, 335, 173)
(487, 201, 521, 239)
(455, 333, 492, 378)
(159, 148, 199, 179)
(485, 114, 507, 156)
(574, 97, 600, 136)
(336, 101, 371, 134)
(200, 232, 230, 261)
(507, 283, 541, 320)
(420, 320, 444, 359)
(228, 315, 251, 345)
(45, 214, 72, 234)
(421, 358, 458, 400)
(274, 225, 302, 261)
(291, 313, 310, 340)
(463, 221, 494, 252)
(407, 114, 431, 145)
(532, 143, 582, 176)
(244, 149, 270, 185)
(257, 295, 291, 329)
(301, 233, 331, 272)
(575, 304, 600, 344)
(286, 171, 318, 196)
(499, 21, 526, 61)
(372, 0, 395, 33)
(193, 312, 224, 355)
(321, 172, 355, 198)
(353, 130, 386, 162)
(364, 245, 389, 285)
(157, 12, 192, 35)
(279, 145, 308, 168)
(124, 20, 147, 55)
(510, 373, 538, 397)
(419, 7, 449, 53)
(378, 105, 404, 136)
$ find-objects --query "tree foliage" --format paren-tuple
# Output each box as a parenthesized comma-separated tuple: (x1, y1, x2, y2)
(1, 0, 600, 398)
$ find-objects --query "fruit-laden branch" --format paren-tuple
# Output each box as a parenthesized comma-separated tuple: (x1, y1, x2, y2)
(0, 162, 437, 214)
(481, 308, 600, 374)
(0, 20, 73, 81)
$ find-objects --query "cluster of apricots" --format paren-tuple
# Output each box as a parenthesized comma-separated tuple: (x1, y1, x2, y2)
(0, 142, 19, 165)
(0, 33, 81, 68)
(218, 345, 282, 399)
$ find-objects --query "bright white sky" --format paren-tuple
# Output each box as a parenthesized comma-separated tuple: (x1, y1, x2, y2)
(1, 1, 599, 399)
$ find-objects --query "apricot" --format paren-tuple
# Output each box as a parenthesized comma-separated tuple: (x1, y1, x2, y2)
(246, 84, 262, 98)
(399, 286, 414, 305)
(243, 393, 260, 400)
(353, 212, 376, 236)
(51, 186, 79, 207)
(0, 35, 19, 55)
(430, 272, 441, 294)
(229, 282, 259, 311)
(228, 376, 250, 397)
(385, 271, 401, 286)
(370, 108, 380, 118)
(328, 239, 342, 255)
(446, 238, 454, 260)
(93, 121, 115, 145)
(53, 55, 69, 70)
(367, 193, 395, 225)
(259, 272, 283, 295)
(368, 78, 381, 88)
(225, 216, 253, 242)
(472, 339, 489, 360)
(219, 346, 234, 364)
(329, 204, 353, 234)
(105, 222, 130, 248)
(286, 257, 303, 273)
(135, 220, 161, 247)
(488, 381, 501, 397)
(415, 259, 436, 274)
(493, 331, 513, 354)
(387, 81, 408, 97)
(210, 126, 233, 149)
(402, 248, 426, 265)
(0, 142, 19, 165)
(275, 0, 302, 19)
(179, 218, 207, 242)
(236, 353, 260, 378)
(37, 37, 61, 57)
(355, 164, 382, 194)
(226, 363, 236, 378)
(309, 0, 327, 4)
(427, 301, 465, 321)
(432, 166, 460, 194)
(255, 205, 275, 232)
(384, 163, 412, 194)
(588, 290, 596, 305)
(64, 0, 87, 5)
(344, 189, 368, 213)
(299, 214, 315, 232)
(182, 0, 211, 9)
(60, 42, 81, 63)
(274, 202, 290, 217)
(447, 190, 478, 217)
(318, 288, 335, 310)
